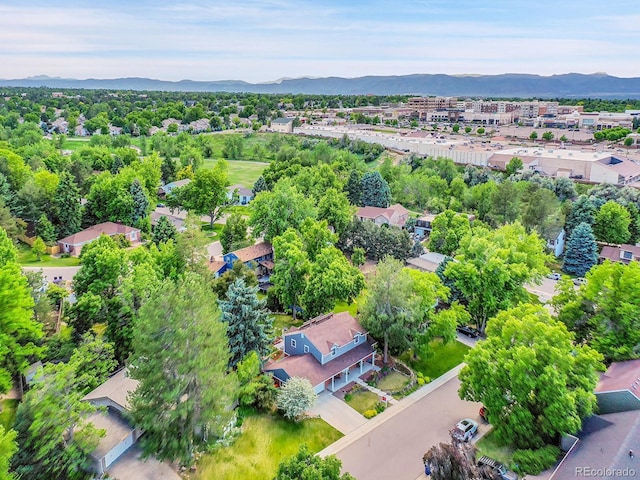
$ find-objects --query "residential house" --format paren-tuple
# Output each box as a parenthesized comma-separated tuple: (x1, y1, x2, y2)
(414, 214, 437, 238)
(406, 251, 447, 273)
(226, 184, 254, 205)
(599, 244, 640, 264)
(150, 212, 186, 232)
(264, 312, 376, 393)
(594, 359, 640, 414)
(356, 204, 410, 228)
(223, 242, 274, 283)
(157, 178, 191, 197)
(208, 258, 227, 278)
(82, 369, 142, 475)
(270, 117, 295, 133)
(547, 228, 566, 258)
(57, 222, 140, 256)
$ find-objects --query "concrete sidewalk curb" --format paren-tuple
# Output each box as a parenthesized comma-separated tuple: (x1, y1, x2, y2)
(319, 363, 466, 458)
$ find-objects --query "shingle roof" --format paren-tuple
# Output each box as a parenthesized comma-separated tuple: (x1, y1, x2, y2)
(227, 184, 253, 197)
(272, 117, 294, 124)
(57, 222, 139, 246)
(83, 369, 139, 411)
(232, 242, 273, 262)
(289, 311, 366, 355)
(596, 359, 640, 395)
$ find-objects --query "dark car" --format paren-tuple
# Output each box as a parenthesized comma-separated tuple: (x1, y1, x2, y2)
(457, 325, 480, 338)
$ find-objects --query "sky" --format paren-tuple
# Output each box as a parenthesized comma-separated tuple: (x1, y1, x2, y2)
(1, 0, 639, 82)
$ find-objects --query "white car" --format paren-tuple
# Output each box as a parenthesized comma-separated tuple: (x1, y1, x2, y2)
(547, 272, 561, 280)
(451, 418, 478, 442)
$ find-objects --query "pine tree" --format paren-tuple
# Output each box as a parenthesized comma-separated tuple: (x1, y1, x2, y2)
(563, 222, 598, 277)
(152, 215, 177, 245)
(36, 214, 57, 245)
(344, 169, 362, 205)
(130, 178, 149, 227)
(110, 156, 124, 174)
(52, 172, 82, 239)
(360, 171, 391, 207)
(218, 278, 274, 368)
(252, 175, 268, 196)
(565, 195, 596, 238)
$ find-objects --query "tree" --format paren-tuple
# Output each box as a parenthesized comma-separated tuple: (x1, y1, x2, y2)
(169, 162, 229, 229)
(30, 237, 46, 261)
(252, 175, 268, 196)
(0, 425, 17, 480)
(464, 126, 472, 134)
(219, 278, 274, 368)
(428, 210, 471, 256)
(562, 223, 598, 277)
(318, 188, 353, 236)
(476, 127, 485, 135)
(459, 304, 603, 449)
(175, 213, 209, 275)
(555, 261, 640, 362)
(520, 186, 564, 242)
(236, 351, 277, 410)
(277, 377, 317, 421)
(52, 172, 82, 239)
(560, 135, 568, 142)
(250, 179, 317, 242)
(594, 200, 631, 244)
(351, 247, 365, 267)
(344, 169, 363, 205)
(35, 215, 56, 245)
(360, 171, 391, 207)
(130, 178, 149, 228)
(487, 180, 522, 226)
(505, 157, 523, 176)
(275, 445, 355, 480)
(222, 135, 244, 159)
(445, 223, 549, 332)
(220, 212, 251, 254)
(152, 215, 177, 245)
(529, 131, 538, 140)
(542, 131, 554, 141)
(360, 257, 420, 363)
(212, 260, 258, 300)
(452, 124, 460, 133)
(423, 442, 497, 480)
(69, 334, 118, 395)
(129, 273, 236, 465)
(565, 195, 596, 238)
(625, 137, 634, 147)
(0, 257, 42, 394)
(272, 229, 310, 320)
(11, 362, 103, 480)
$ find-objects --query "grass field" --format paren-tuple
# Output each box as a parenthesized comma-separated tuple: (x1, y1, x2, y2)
(475, 430, 515, 469)
(203, 158, 268, 187)
(194, 410, 342, 480)
(400, 339, 470, 380)
(345, 390, 380, 415)
(376, 371, 411, 392)
(16, 244, 81, 267)
(272, 314, 303, 336)
(0, 399, 18, 430)
(333, 290, 367, 317)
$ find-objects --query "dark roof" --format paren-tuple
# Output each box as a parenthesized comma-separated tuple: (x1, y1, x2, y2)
(227, 184, 253, 197)
(288, 311, 366, 355)
(57, 222, 139, 246)
(265, 342, 374, 387)
(596, 359, 640, 395)
(207, 260, 226, 273)
(231, 242, 273, 262)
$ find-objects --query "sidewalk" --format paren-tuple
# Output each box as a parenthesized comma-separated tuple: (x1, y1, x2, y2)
(319, 363, 465, 457)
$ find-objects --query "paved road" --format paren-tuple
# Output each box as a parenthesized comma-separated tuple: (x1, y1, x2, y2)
(332, 375, 483, 480)
(22, 266, 80, 283)
(525, 276, 560, 303)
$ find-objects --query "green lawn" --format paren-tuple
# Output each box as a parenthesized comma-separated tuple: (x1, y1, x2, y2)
(203, 158, 268, 186)
(194, 411, 342, 480)
(0, 399, 19, 430)
(16, 244, 81, 267)
(225, 205, 252, 217)
(333, 290, 367, 317)
(272, 314, 303, 336)
(475, 430, 514, 469)
(60, 137, 91, 151)
(345, 390, 380, 415)
(201, 222, 224, 238)
(400, 338, 470, 380)
(376, 371, 411, 392)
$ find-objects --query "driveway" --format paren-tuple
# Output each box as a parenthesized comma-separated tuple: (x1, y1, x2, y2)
(22, 266, 80, 283)
(323, 370, 484, 480)
(308, 391, 368, 435)
(107, 446, 180, 480)
(525, 277, 560, 303)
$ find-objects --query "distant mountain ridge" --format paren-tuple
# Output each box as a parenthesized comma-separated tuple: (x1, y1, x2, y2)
(2, 73, 640, 98)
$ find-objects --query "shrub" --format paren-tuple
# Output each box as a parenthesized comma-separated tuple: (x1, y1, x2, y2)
(363, 409, 378, 419)
(417, 377, 425, 386)
(375, 402, 386, 413)
(513, 445, 561, 475)
(344, 393, 353, 402)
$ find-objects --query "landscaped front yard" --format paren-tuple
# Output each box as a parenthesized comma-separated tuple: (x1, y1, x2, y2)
(400, 338, 470, 380)
(376, 371, 410, 392)
(194, 410, 342, 480)
(345, 389, 380, 415)
(16, 243, 81, 267)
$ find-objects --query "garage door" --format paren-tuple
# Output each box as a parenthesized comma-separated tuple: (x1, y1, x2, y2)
(104, 432, 135, 468)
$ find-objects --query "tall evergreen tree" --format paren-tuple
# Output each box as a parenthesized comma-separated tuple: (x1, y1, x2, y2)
(562, 222, 598, 277)
(129, 273, 236, 465)
(344, 169, 363, 205)
(218, 278, 274, 368)
(152, 215, 177, 245)
(252, 175, 268, 196)
(52, 172, 82, 239)
(35, 214, 56, 245)
(565, 195, 596, 238)
(360, 171, 391, 207)
(130, 178, 149, 227)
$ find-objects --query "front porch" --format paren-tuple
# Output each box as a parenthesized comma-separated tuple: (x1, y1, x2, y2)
(324, 352, 377, 392)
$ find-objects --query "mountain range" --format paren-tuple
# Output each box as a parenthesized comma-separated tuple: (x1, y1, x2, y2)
(2, 73, 640, 98)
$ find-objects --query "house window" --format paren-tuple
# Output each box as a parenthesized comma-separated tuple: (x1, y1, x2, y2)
(291, 339, 296, 349)
(623, 251, 633, 260)
(304, 345, 309, 353)
(354, 335, 359, 344)
(331, 346, 337, 356)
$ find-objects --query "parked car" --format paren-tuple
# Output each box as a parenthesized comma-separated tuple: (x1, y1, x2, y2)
(573, 277, 587, 286)
(477, 455, 518, 480)
(157, 203, 166, 208)
(457, 325, 480, 338)
(547, 272, 561, 280)
(450, 418, 478, 442)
